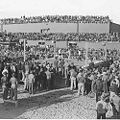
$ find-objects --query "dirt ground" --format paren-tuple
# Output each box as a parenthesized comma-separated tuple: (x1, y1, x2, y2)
(0, 87, 96, 119)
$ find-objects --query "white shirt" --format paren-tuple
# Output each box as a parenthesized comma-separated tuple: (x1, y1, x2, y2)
(28, 74, 34, 84)
(2, 69, 8, 75)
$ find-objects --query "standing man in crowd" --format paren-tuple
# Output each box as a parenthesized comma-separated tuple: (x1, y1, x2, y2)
(10, 73, 18, 100)
(96, 93, 109, 119)
(35, 71, 41, 91)
(40, 67, 47, 90)
(45, 68, 52, 90)
(70, 68, 77, 90)
(1, 71, 9, 100)
(94, 73, 103, 102)
(28, 71, 35, 95)
(77, 69, 85, 96)
(102, 71, 109, 93)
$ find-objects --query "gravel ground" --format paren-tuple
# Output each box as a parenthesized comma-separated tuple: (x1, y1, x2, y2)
(0, 87, 96, 119)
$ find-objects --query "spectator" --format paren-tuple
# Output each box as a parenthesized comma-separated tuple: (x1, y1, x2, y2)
(96, 93, 109, 119)
(28, 71, 35, 95)
(10, 73, 18, 100)
(94, 74, 103, 102)
(102, 72, 109, 93)
(1, 71, 9, 100)
(111, 93, 120, 116)
(0, 15, 110, 25)
(45, 68, 52, 90)
(77, 70, 85, 96)
(70, 68, 77, 90)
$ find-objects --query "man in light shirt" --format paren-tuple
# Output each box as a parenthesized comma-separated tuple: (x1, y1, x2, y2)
(2, 66, 8, 76)
(28, 71, 35, 95)
(70, 68, 77, 90)
(10, 73, 18, 100)
(77, 70, 85, 96)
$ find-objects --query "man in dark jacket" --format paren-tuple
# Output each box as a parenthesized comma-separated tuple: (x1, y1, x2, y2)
(95, 74, 103, 102)
(35, 71, 41, 91)
(40, 67, 47, 90)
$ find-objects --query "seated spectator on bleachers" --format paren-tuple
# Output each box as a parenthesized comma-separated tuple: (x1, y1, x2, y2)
(0, 15, 110, 25)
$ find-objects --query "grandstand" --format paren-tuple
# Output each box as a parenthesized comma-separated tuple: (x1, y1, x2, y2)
(0, 15, 119, 35)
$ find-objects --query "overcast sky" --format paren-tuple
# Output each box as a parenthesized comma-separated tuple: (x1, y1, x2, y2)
(0, 0, 120, 24)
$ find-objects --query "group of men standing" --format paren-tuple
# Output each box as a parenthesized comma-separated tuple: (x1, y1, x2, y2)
(0, 55, 67, 99)
(1, 62, 18, 101)
(1, 53, 120, 119)
(65, 59, 120, 119)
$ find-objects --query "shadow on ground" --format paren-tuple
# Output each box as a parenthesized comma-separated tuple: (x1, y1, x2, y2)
(0, 88, 76, 119)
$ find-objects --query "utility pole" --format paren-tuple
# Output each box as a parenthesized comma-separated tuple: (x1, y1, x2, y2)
(77, 21, 79, 34)
(24, 39, 26, 62)
(104, 43, 107, 60)
(54, 37, 56, 56)
(52, 37, 56, 57)
(77, 20, 79, 41)
(85, 42, 88, 65)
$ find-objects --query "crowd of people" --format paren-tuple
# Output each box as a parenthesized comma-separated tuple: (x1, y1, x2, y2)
(65, 56, 120, 119)
(0, 54, 66, 99)
(1, 41, 120, 65)
(1, 40, 120, 64)
(1, 31, 120, 119)
(0, 15, 110, 25)
(0, 14, 120, 119)
(0, 41, 120, 118)
(0, 32, 120, 42)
